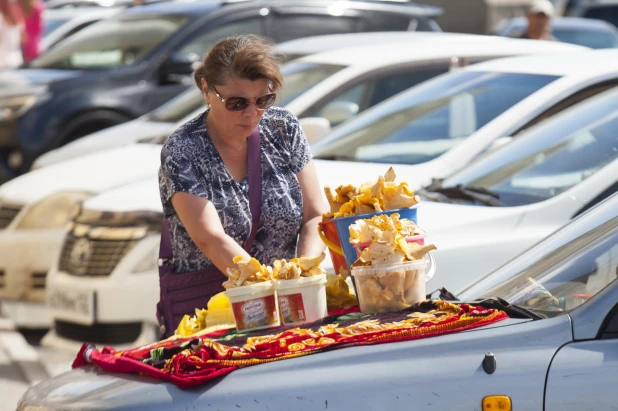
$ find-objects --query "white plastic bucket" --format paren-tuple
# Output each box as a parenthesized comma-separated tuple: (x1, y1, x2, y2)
(352, 259, 428, 314)
(225, 281, 280, 332)
(273, 274, 328, 325)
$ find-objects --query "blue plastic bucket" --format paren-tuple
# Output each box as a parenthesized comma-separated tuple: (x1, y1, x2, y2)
(332, 205, 419, 270)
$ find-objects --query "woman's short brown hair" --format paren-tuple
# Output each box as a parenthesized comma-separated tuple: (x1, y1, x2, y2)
(193, 34, 284, 92)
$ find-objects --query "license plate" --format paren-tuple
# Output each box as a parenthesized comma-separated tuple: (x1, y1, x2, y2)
(48, 289, 95, 325)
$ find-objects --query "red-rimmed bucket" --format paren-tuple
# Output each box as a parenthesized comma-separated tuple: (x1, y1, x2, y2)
(318, 220, 348, 275)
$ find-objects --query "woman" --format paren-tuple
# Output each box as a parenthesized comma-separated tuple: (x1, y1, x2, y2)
(158, 35, 326, 331)
(0, 0, 24, 69)
(18, 0, 44, 62)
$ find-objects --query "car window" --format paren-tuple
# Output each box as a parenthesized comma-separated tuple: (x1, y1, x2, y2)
(179, 18, 266, 57)
(443, 89, 618, 207)
(44, 16, 71, 36)
(306, 68, 448, 127)
(31, 14, 191, 69)
(273, 15, 362, 43)
(517, 82, 618, 132)
(365, 12, 414, 31)
(313, 71, 558, 164)
(552, 28, 618, 49)
(147, 89, 204, 123)
(369, 69, 448, 106)
(277, 62, 345, 106)
(306, 82, 370, 127)
(48, 20, 97, 50)
(474, 217, 618, 317)
(471, 113, 618, 206)
(584, 7, 618, 29)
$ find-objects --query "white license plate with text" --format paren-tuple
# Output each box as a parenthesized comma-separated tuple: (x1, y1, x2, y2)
(48, 289, 95, 325)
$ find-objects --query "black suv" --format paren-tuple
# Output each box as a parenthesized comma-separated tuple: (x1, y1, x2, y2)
(0, 0, 442, 181)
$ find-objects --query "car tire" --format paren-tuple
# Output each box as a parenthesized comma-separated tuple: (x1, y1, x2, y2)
(60, 110, 134, 145)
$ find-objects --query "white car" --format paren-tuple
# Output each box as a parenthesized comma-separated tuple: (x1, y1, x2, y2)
(312, 49, 618, 189)
(42, 7, 122, 53)
(40, 84, 618, 350)
(33, 32, 583, 168)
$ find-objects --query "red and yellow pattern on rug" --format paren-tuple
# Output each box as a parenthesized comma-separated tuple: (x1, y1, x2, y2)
(72, 300, 508, 389)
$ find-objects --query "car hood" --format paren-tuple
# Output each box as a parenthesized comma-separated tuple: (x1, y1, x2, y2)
(33, 120, 173, 169)
(18, 315, 572, 410)
(0, 68, 81, 95)
(0, 144, 162, 205)
(82, 177, 161, 213)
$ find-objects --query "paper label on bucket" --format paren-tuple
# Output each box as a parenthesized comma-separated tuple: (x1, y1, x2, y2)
(232, 295, 278, 330)
(278, 293, 306, 324)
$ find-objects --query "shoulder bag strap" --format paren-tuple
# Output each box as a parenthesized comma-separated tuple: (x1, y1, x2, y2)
(243, 126, 262, 252)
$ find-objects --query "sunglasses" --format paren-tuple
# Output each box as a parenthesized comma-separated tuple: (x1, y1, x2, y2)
(211, 86, 277, 112)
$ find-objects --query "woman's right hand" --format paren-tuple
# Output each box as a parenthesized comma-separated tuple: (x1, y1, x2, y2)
(170, 192, 251, 275)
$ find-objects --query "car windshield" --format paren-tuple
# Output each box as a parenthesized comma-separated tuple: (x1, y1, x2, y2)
(277, 62, 345, 107)
(552, 28, 618, 49)
(458, 194, 618, 318)
(43, 16, 71, 36)
(312, 71, 558, 164)
(30, 13, 191, 70)
(440, 89, 618, 207)
(146, 63, 345, 123)
(146, 89, 204, 123)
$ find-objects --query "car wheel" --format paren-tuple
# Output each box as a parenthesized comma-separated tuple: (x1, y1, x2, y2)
(61, 110, 133, 144)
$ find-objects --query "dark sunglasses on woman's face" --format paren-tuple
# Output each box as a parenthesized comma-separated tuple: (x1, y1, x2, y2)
(211, 86, 277, 112)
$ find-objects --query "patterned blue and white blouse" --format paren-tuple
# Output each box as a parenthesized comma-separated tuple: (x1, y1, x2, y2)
(159, 107, 312, 273)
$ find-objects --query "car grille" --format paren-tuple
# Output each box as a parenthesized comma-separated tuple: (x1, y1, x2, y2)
(0, 204, 22, 229)
(55, 320, 142, 344)
(31, 272, 47, 289)
(59, 235, 138, 277)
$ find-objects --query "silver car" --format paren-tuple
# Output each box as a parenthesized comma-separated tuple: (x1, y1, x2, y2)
(17, 193, 618, 410)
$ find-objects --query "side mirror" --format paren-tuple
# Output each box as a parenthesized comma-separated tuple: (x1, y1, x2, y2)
(299, 117, 331, 144)
(160, 52, 200, 85)
(486, 136, 513, 154)
(319, 101, 359, 126)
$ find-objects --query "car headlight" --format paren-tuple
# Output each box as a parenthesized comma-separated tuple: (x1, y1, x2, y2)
(132, 243, 159, 273)
(17, 192, 92, 229)
(0, 89, 49, 122)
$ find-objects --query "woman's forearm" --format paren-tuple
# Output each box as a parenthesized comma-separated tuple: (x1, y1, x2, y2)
(197, 233, 251, 276)
(297, 215, 325, 258)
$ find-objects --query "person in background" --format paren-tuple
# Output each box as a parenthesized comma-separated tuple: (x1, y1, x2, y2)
(0, 0, 24, 69)
(18, 0, 44, 62)
(520, 0, 557, 40)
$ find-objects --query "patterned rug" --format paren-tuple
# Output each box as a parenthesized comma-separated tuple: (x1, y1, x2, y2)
(72, 300, 507, 389)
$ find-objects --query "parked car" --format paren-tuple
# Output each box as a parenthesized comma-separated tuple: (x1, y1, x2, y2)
(42, 7, 122, 53)
(45, 0, 163, 9)
(32, 32, 584, 169)
(312, 49, 618, 190)
(494, 16, 618, 48)
(0, 0, 443, 182)
(18, 191, 618, 410)
(567, 0, 618, 28)
(0, 43, 596, 336)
